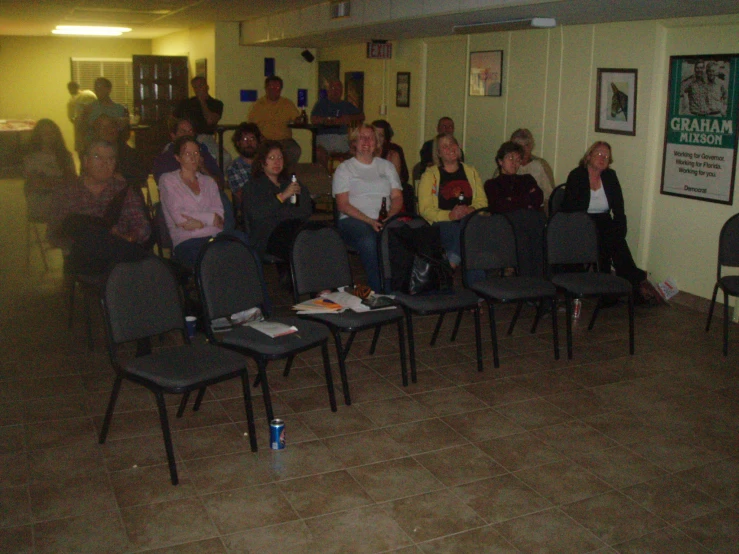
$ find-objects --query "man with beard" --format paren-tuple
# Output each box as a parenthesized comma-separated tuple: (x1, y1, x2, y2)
(226, 122, 261, 206)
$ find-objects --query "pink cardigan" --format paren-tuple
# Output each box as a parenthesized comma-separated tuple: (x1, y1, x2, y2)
(159, 170, 224, 248)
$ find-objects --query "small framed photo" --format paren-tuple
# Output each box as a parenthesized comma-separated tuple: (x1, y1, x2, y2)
(595, 68, 638, 136)
(396, 72, 410, 107)
(469, 50, 503, 97)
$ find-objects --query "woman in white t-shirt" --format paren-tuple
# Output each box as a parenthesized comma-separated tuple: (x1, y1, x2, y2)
(332, 124, 403, 291)
(561, 141, 660, 303)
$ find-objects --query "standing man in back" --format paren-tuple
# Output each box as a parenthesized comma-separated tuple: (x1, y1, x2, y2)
(78, 77, 128, 150)
(174, 76, 229, 167)
(247, 76, 301, 173)
(66, 81, 97, 157)
(419, 116, 464, 168)
(311, 79, 364, 171)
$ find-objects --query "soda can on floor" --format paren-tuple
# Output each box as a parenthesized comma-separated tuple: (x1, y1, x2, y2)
(270, 419, 285, 450)
(572, 298, 582, 319)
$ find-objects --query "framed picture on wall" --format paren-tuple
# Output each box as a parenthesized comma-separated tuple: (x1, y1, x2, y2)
(345, 72, 364, 112)
(660, 54, 738, 205)
(469, 50, 503, 97)
(195, 58, 207, 80)
(396, 72, 410, 107)
(595, 68, 638, 135)
(318, 60, 340, 100)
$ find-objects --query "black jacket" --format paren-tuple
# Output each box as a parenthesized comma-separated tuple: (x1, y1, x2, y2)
(561, 165, 627, 237)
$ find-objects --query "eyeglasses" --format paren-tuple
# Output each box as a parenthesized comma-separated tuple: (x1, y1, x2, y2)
(503, 154, 521, 162)
(180, 152, 200, 159)
(267, 154, 283, 161)
(91, 154, 116, 163)
(239, 136, 258, 143)
(593, 152, 611, 160)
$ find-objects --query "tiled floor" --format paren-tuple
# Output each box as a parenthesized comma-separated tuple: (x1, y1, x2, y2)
(2, 177, 739, 553)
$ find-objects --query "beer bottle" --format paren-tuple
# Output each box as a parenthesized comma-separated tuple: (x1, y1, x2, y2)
(290, 174, 299, 206)
(378, 197, 388, 222)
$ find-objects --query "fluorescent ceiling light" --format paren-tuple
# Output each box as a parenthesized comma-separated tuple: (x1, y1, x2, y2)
(52, 25, 132, 36)
(453, 17, 556, 34)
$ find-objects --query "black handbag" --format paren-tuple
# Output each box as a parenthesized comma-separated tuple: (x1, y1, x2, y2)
(408, 250, 454, 295)
(389, 224, 454, 295)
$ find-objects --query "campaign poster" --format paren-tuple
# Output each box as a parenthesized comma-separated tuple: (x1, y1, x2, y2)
(661, 54, 739, 205)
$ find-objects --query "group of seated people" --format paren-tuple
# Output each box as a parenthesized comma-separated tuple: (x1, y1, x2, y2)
(27, 106, 660, 306)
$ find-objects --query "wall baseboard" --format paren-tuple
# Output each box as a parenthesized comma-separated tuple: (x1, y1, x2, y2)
(670, 290, 727, 319)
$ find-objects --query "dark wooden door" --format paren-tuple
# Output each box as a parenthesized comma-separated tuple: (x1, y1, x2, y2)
(132, 55, 189, 171)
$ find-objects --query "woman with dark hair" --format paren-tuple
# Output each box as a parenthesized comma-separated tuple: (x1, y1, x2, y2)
(24, 119, 76, 190)
(242, 140, 312, 262)
(484, 141, 545, 277)
(371, 120, 409, 184)
(562, 141, 662, 303)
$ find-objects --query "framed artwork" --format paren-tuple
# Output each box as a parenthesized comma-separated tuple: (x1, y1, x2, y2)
(345, 71, 364, 112)
(595, 68, 638, 136)
(469, 50, 503, 97)
(318, 60, 340, 100)
(396, 72, 410, 107)
(660, 54, 738, 205)
(195, 58, 207, 80)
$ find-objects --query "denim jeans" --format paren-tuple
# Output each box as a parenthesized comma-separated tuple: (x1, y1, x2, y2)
(337, 216, 382, 292)
(433, 220, 485, 286)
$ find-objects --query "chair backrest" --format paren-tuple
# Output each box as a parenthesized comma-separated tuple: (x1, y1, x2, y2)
(196, 235, 266, 322)
(103, 256, 183, 345)
(378, 213, 427, 290)
(291, 225, 352, 298)
(718, 213, 739, 271)
(152, 202, 174, 255)
(548, 184, 566, 217)
(546, 211, 599, 267)
(461, 209, 518, 272)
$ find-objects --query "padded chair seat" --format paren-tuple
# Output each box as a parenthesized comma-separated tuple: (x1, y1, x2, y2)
(125, 341, 246, 390)
(719, 275, 739, 295)
(301, 307, 402, 329)
(76, 272, 106, 288)
(471, 277, 556, 302)
(552, 272, 631, 296)
(218, 317, 330, 357)
(393, 289, 480, 312)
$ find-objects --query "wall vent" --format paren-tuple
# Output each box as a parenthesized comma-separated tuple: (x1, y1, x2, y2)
(330, 1, 350, 19)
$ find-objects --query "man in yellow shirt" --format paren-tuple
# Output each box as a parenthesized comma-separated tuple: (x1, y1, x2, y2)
(248, 76, 301, 172)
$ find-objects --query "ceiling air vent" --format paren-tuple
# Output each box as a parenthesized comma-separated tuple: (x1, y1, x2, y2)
(330, 1, 350, 19)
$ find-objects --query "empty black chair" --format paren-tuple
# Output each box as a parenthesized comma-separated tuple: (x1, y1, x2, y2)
(548, 184, 566, 217)
(98, 256, 258, 485)
(461, 209, 559, 368)
(196, 235, 337, 423)
(706, 213, 739, 355)
(379, 214, 483, 378)
(291, 225, 408, 404)
(546, 211, 634, 359)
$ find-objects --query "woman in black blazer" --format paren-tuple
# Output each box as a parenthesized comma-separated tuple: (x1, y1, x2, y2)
(561, 141, 661, 303)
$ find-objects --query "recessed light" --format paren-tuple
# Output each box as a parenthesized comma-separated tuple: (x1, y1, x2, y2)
(52, 25, 132, 36)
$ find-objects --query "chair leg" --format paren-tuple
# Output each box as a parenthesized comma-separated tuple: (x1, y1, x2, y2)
(405, 309, 416, 385)
(565, 295, 573, 360)
(628, 292, 635, 355)
(430, 313, 445, 346)
(320, 342, 338, 412)
(283, 355, 294, 377)
(551, 297, 560, 360)
(176, 392, 190, 418)
(332, 331, 352, 405)
(369, 326, 381, 355)
(396, 320, 409, 386)
(240, 373, 258, 452)
(706, 283, 719, 331)
(83, 290, 93, 351)
(473, 306, 483, 372)
(154, 391, 179, 486)
(256, 359, 274, 423)
(723, 290, 730, 356)
(588, 296, 602, 331)
(192, 387, 207, 411)
(487, 301, 500, 368)
(98, 375, 123, 444)
(450, 310, 464, 342)
(507, 301, 523, 335)
(344, 331, 357, 356)
(530, 301, 542, 334)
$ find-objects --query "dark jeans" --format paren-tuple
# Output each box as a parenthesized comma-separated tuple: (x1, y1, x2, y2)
(266, 219, 306, 261)
(589, 212, 646, 289)
(433, 221, 485, 286)
(505, 210, 546, 279)
(337, 216, 382, 292)
(67, 225, 149, 275)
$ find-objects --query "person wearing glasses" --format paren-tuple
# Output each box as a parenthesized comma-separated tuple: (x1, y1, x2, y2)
(226, 122, 261, 206)
(47, 140, 151, 274)
(561, 141, 661, 303)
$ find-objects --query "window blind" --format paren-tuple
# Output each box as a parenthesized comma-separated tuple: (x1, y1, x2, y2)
(70, 58, 133, 114)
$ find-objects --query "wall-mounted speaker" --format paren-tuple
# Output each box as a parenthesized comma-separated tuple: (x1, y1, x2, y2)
(301, 50, 315, 63)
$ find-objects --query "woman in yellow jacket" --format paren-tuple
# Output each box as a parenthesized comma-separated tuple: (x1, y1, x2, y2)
(417, 134, 487, 270)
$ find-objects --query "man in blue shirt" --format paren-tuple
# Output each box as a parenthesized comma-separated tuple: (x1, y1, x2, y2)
(310, 80, 364, 170)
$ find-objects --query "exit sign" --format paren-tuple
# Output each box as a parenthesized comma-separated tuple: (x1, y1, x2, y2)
(367, 43, 392, 59)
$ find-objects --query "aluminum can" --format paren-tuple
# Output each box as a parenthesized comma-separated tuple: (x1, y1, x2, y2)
(270, 419, 285, 450)
(572, 299, 582, 319)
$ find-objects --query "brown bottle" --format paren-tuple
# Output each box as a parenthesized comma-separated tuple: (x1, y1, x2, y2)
(290, 175, 299, 206)
(378, 197, 388, 222)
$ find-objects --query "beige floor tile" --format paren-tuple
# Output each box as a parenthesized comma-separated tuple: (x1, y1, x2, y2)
(185, 451, 276, 494)
(411, 387, 488, 417)
(29, 468, 117, 521)
(401, 369, 457, 393)
(221, 519, 317, 554)
(110, 464, 198, 507)
(441, 407, 526, 442)
(268, 439, 345, 480)
(34, 510, 131, 554)
(171, 422, 256, 460)
(495, 508, 604, 553)
(25, 416, 96, 450)
(101, 433, 175, 472)
(493, 398, 572, 429)
(277, 469, 374, 518)
(515, 460, 612, 505)
(141, 537, 228, 553)
(678, 507, 739, 553)
(574, 446, 667, 489)
(414, 444, 506, 487)
(321, 428, 407, 467)
(348, 457, 444, 502)
(355, 395, 435, 427)
(297, 404, 377, 438)
(533, 420, 618, 455)
(625, 434, 725, 473)
(383, 418, 467, 455)
(477, 432, 564, 471)
(612, 526, 711, 554)
(200, 484, 298, 535)
(0, 525, 33, 554)
(417, 525, 519, 553)
(676, 458, 739, 506)
(0, 485, 31, 528)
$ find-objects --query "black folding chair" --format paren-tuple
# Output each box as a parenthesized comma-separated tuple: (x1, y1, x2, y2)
(546, 211, 634, 359)
(195, 235, 337, 423)
(548, 184, 566, 217)
(379, 214, 483, 379)
(706, 213, 739, 355)
(461, 209, 559, 368)
(291, 225, 408, 404)
(97, 256, 258, 485)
